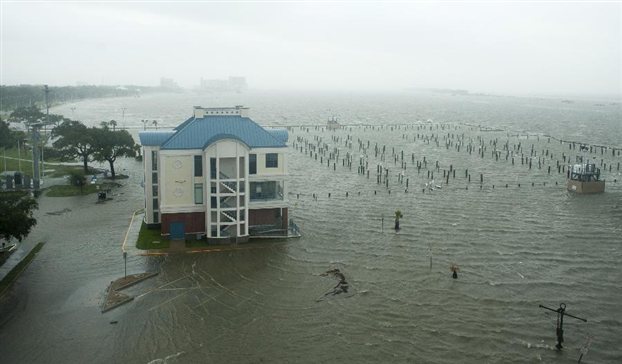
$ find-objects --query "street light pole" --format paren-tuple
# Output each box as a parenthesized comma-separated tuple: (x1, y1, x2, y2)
(42, 85, 50, 181)
(32, 125, 40, 189)
(17, 139, 21, 173)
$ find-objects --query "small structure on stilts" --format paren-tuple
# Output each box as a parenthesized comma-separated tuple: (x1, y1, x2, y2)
(567, 156, 605, 193)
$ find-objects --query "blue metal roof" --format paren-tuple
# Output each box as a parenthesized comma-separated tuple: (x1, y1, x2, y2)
(160, 115, 287, 150)
(266, 128, 289, 144)
(173, 116, 195, 131)
(139, 131, 176, 146)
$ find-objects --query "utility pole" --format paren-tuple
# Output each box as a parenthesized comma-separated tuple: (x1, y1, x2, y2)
(42, 84, 50, 180)
(32, 124, 41, 189)
(539, 303, 586, 350)
(17, 139, 21, 173)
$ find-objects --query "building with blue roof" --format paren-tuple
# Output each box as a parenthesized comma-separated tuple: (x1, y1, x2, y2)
(139, 106, 290, 242)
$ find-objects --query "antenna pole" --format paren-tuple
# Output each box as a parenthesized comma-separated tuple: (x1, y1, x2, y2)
(539, 303, 586, 350)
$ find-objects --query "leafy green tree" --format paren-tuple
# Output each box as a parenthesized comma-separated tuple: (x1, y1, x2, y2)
(67, 170, 87, 194)
(0, 117, 12, 149)
(92, 128, 137, 179)
(9, 105, 64, 128)
(52, 120, 95, 172)
(394, 209, 403, 231)
(0, 191, 38, 242)
(8, 106, 45, 126)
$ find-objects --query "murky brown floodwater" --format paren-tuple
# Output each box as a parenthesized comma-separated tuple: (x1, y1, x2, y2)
(1, 91, 621, 363)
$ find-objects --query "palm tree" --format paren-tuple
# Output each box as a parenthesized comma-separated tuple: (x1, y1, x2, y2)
(110, 119, 117, 131)
(394, 209, 403, 231)
(141, 119, 148, 130)
(152, 120, 158, 130)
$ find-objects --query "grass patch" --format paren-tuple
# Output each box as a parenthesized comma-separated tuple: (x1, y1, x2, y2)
(0, 242, 45, 296)
(1, 147, 63, 174)
(136, 222, 169, 250)
(45, 181, 120, 197)
(47, 165, 98, 178)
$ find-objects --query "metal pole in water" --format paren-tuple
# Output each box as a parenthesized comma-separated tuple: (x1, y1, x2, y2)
(539, 303, 586, 350)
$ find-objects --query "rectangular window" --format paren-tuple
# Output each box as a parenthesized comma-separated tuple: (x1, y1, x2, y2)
(194, 183, 203, 204)
(152, 198, 158, 210)
(239, 157, 245, 178)
(152, 184, 158, 197)
(152, 172, 158, 183)
(250, 181, 283, 201)
(265, 153, 278, 168)
(151, 151, 158, 171)
(194, 155, 203, 177)
(210, 158, 217, 178)
(249, 154, 257, 174)
(153, 212, 159, 222)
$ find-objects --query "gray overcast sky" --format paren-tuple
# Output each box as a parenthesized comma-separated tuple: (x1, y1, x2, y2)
(1, 1, 620, 95)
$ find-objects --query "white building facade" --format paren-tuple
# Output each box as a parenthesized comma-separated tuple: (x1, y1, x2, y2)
(139, 106, 289, 242)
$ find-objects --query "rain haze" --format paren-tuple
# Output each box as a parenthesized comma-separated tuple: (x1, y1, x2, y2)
(2, 1, 620, 96)
(3, 3, 622, 364)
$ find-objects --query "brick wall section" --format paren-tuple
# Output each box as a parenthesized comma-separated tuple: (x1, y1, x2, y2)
(161, 212, 206, 235)
(249, 208, 288, 228)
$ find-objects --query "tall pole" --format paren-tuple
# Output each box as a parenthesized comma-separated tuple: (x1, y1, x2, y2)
(42, 85, 50, 180)
(32, 126, 40, 189)
(17, 139, 21, 173)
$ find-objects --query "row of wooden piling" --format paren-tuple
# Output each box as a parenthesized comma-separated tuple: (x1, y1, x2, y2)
(290, 123, 621, 195)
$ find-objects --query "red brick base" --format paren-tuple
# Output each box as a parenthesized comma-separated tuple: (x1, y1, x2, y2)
(161, 212, 205, 236)
(249, 208, 288, 228)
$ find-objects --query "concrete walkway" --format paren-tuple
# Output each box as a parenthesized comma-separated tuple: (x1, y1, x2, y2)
(0, 243, 40, 284)
(121, 209, 146, 256)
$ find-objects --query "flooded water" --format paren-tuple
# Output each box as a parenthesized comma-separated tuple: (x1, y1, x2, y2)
(1, 91, 621, 363)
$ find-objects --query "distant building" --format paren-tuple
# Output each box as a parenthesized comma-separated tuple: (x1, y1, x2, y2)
(160, 77, 180, 90)
(327, 116, 340, 130)
(227, 77, 247, 92)
(199, 76, 247, 92)
(139, 106, 289, 242)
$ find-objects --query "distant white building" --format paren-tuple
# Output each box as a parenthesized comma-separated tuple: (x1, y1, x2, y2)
(159, 77, 180, 90)
(199, 76, 247, 92)
(139, 106, 289, 242)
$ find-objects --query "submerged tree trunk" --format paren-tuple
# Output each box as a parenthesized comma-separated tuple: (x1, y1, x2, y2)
(82, 155, 89, 173)
(108, 159, 116, 179)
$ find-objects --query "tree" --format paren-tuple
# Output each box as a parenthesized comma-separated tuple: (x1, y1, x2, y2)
(92, 128, 137, 179)
(8, 106, 45, 126)
(9, 105, 64, 127)
(67, 170, 87, 194)
(109, 119, 117, 131)
(0, 117, 27, 169)
(394, 209, 403, 231)
(0, 191, 38, 243)
(52, 120, 96, 172)
(0, 117, 12, 149)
